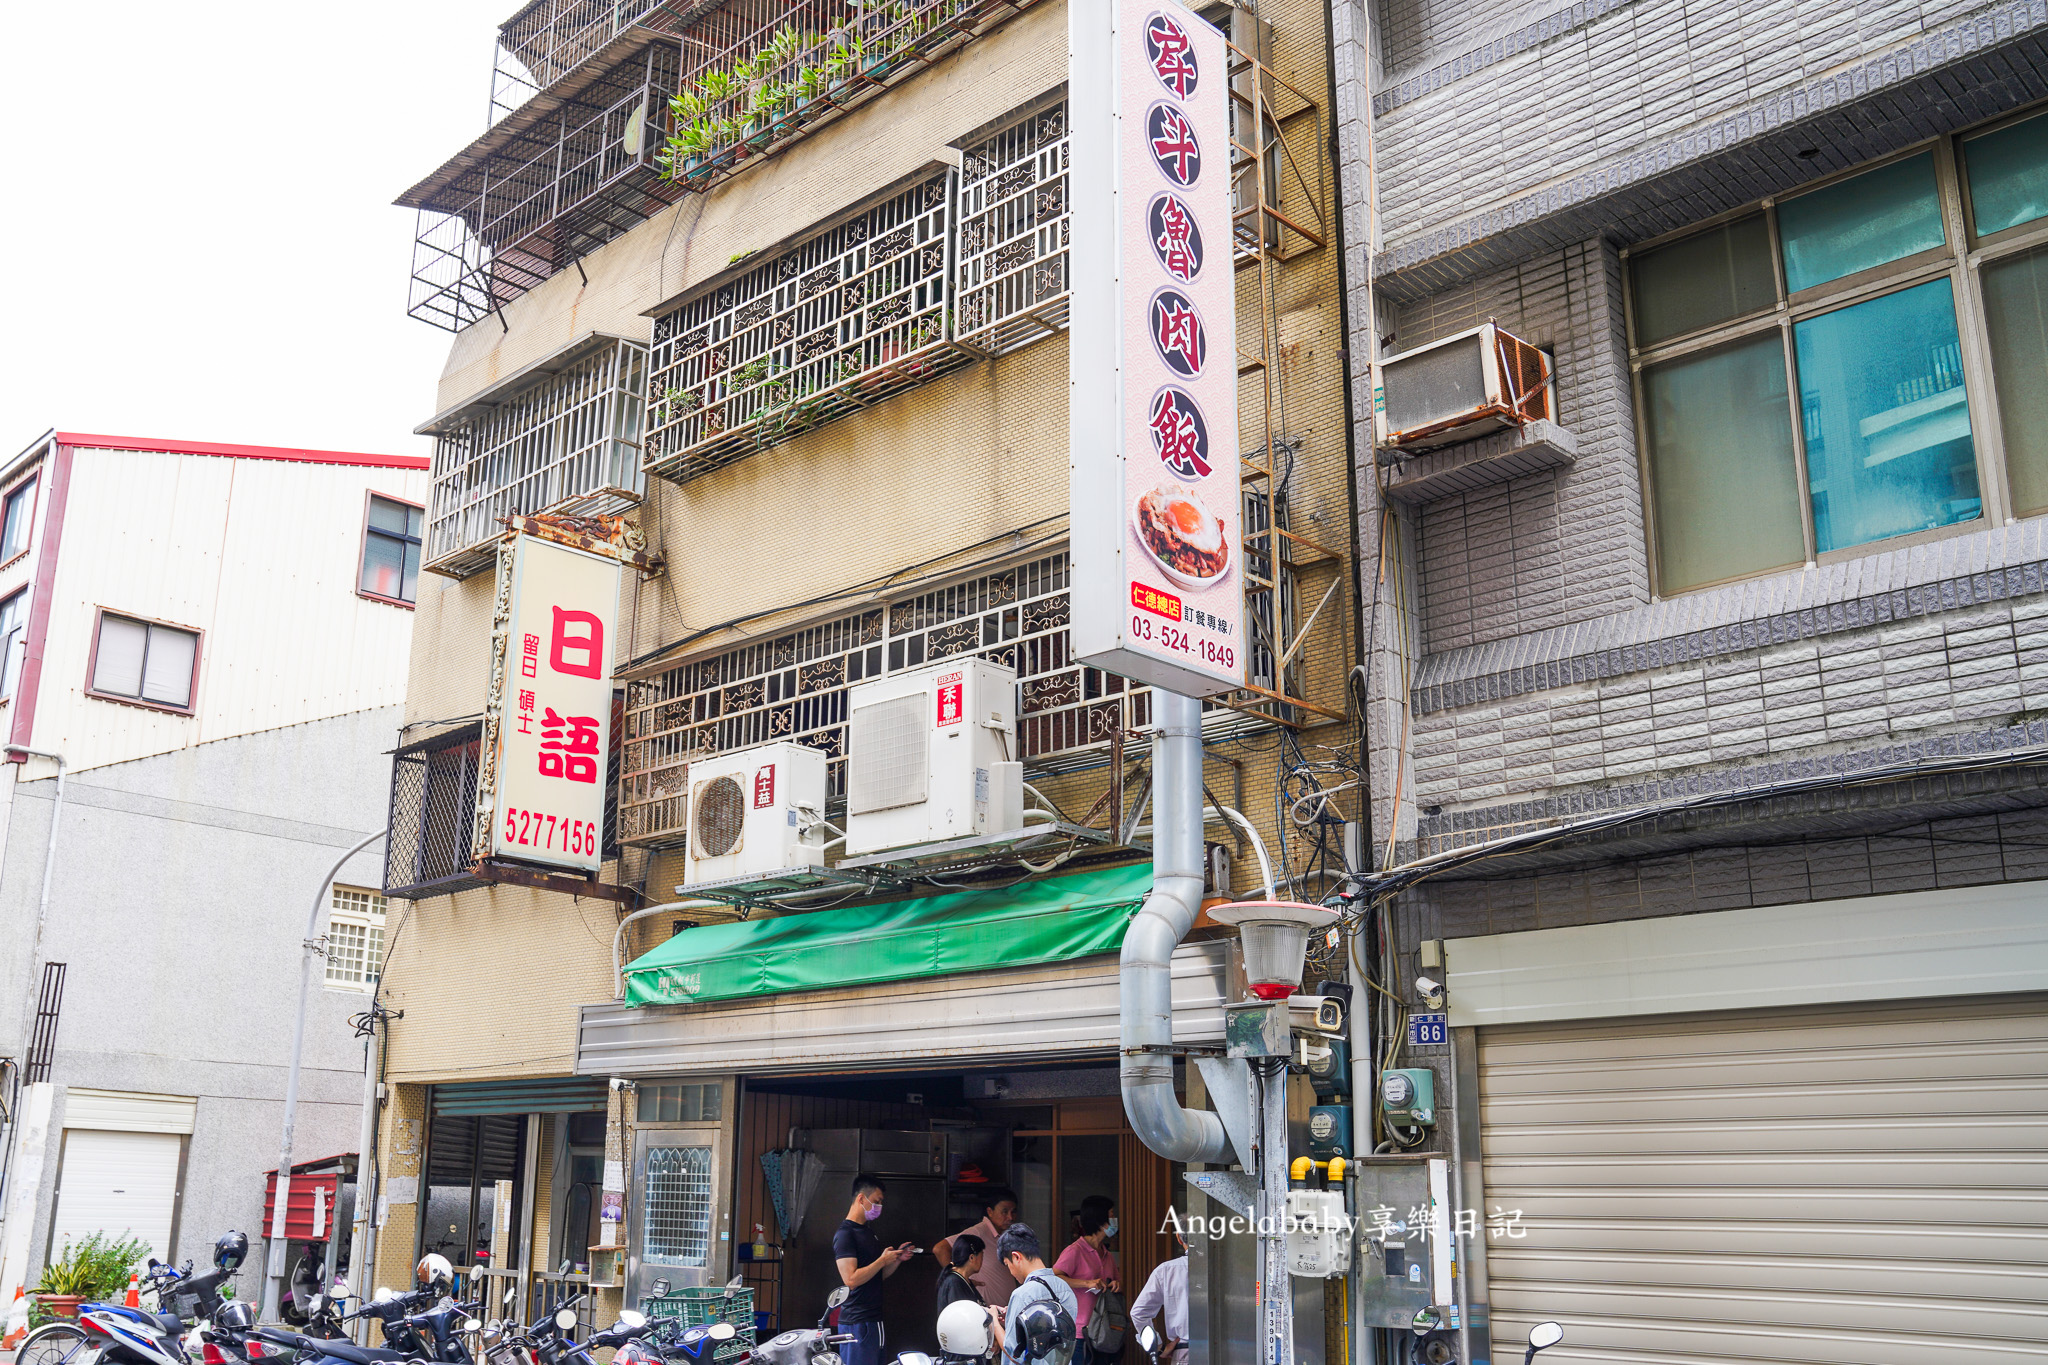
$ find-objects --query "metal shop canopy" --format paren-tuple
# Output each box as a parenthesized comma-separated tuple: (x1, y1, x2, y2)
(622, 862, 1153, 1008)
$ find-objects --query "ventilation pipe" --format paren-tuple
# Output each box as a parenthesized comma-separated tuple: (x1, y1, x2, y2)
(1120, 690, 1234, 1164)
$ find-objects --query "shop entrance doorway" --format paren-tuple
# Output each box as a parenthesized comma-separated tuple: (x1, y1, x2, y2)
(731, 1060, 1181, 1356)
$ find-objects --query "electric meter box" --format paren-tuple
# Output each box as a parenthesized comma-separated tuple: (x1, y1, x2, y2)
(1382, 1067, 1436, 1127)
(1285, 1189, 1353, 1278)
(1354, 1155, 1452, 1327)
(1307, 1037, 1351, 1099)
(1308, 1104, 1352, 1160)
(844, 658, 1020, 857)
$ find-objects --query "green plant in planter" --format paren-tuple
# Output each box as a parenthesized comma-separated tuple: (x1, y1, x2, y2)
(731, 358, 772, 390)
(766, 24, 805, 74)
(38, 1232, 151, 1300)
(697, 68, 735, 103)
(796, 63, 827, 101)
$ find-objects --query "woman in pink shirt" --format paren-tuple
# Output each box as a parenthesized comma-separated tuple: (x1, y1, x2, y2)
(1051, 1202, 1119, 1363)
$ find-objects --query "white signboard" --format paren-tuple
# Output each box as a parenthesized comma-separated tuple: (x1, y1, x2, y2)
(1069, 0, 1243, 697)
(487, 535, 620, 872)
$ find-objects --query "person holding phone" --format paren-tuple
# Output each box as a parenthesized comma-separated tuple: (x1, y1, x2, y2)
(833, 1173, 917, 1365)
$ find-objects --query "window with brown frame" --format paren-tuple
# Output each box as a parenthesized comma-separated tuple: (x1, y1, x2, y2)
(361, 495, 424, 606)
(88, 611, 200, 712)
(0, 475, 37, 564)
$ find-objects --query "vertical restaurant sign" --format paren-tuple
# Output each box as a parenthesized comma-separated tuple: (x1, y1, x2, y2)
(1068, 0, 1243, 698)
(487, 534, 620, 872)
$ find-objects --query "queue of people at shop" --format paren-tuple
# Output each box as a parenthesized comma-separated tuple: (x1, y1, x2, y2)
(827, 1176, 1187, 1364)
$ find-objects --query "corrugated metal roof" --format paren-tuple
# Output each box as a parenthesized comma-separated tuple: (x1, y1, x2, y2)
(55, 432, 427, 471)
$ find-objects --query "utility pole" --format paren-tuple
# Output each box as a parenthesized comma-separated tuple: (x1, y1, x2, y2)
(263, 829, 386, 1323)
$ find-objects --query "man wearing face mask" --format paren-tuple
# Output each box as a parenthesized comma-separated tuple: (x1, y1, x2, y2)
(833, 1173, 916, 1365)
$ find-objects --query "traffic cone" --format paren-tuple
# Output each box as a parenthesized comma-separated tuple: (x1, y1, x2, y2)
(4, 1287, 30, 1351)
(126, 1272, 141, 1308)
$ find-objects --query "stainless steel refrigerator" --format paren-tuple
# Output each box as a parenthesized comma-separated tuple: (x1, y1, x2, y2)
(784, 1129, 949, 1354)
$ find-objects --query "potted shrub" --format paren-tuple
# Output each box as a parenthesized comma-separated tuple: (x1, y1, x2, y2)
(37, 1232, 151, 1318)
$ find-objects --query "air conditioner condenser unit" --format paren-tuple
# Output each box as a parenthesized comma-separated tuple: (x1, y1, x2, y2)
(844, 658, 1022, 858)
(680, 741, 828, 887)
(1374, 321, 1553, 451)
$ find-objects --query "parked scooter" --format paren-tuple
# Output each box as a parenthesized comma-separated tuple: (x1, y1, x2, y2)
(19, 1234, 250, 1365)
(750, 1287, 855, 1365)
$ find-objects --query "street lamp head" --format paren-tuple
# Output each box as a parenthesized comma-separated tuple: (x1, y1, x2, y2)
(1207, 900, 1339, 1001)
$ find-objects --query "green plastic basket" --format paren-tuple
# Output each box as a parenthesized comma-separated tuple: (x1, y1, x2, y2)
(644, 1286, 756, 1362)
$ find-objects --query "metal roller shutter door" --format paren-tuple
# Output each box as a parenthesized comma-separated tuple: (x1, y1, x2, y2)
(50, 1129, 183, 1263)
(1479, 993, 2048, 1365)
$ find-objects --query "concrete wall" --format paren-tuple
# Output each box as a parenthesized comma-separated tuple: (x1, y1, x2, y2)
(3, 707, 396, 1279)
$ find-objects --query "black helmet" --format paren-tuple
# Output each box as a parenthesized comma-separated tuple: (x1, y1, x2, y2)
(1013, 1300, 1075, 1363)
(215, 1231, 249, 1272)
(215, 1302, 256, 1331)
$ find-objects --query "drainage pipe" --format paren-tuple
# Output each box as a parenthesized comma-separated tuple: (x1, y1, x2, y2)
(6, 747, 65, 1050)
(1119, 690, 1233, 1164)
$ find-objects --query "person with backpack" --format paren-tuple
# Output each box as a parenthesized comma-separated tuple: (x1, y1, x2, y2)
(996, 1224, 1078, 1365)
(1051, 1203, 1125, 1362)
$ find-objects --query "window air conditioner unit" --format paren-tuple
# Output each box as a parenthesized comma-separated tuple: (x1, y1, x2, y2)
(1374, 322, 1553, 451)
(681, 741, 828, 887)
(844, 658, 1022, 858)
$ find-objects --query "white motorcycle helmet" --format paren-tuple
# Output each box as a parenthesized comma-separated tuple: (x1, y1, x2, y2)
(416, 1253, 455, 1292)
(936, 1300, 994, 1358)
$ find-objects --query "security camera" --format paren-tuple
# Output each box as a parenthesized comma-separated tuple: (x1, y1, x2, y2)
(1286, 994, 1347, 1037)
(1414, 976, 1446, 1010)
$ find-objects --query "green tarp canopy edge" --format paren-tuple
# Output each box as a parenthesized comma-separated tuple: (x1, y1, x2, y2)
(620, 861, 1154, 1007)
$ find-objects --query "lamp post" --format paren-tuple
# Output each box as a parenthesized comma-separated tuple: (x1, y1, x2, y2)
(263, 829, 386, 1323)
(1208, 900, 1339, 1365)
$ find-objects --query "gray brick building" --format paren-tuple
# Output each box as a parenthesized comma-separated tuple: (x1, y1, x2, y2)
(1331, 0, 2048, 1358)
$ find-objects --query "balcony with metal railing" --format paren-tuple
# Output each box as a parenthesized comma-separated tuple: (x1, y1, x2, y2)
(401, 0, 1054, 331)
(419, 334, 649, 578)
(641, 99, 1069, 483)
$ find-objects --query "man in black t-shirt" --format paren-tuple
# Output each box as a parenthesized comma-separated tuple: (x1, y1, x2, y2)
(831, 1172, 916, 1365)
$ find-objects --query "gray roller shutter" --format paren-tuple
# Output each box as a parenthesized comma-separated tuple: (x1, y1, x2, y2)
(1478, 993, 2048, 1365)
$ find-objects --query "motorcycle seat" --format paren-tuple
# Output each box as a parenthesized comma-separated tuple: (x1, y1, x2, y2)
(252, 1329, 409, 1364)
(153, 1314, 186, 1336)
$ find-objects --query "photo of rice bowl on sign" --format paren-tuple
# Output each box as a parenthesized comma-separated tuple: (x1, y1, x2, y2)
(1133, 482, 1231, 587)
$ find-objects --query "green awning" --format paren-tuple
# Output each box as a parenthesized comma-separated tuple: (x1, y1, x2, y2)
(621, 862, 1153, 1008)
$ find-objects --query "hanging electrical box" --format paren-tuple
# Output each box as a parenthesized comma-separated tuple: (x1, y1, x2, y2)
(1354, 1156, 1454, 1326)
(1382, 1067, 1436, 1127)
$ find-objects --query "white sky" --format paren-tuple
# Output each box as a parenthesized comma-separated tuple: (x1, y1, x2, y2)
(0, 0, 516, 461)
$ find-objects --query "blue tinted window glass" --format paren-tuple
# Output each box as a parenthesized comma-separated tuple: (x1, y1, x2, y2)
(1779, 153, 1946, 292)
(1795, 278, 1981, 553)
(1965, 111, 2048, 236)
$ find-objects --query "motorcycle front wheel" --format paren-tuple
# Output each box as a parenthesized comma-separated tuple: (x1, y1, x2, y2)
(18, 1321, 95, 1365)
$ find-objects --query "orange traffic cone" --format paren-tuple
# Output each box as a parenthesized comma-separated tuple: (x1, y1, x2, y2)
(125, 1272, 141, 1307)
(4, 1286, 30, 1350)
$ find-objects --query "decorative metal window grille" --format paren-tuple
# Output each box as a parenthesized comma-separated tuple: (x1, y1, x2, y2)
(642, 1145, 714, 1267)
(385, 724, 490, 900)
(643, 172, 972, 485)
(325, 887, 389, 989)
(619, 551, 1267, 845)
(956, 101, 1071, 354)
(405, 44, 685, 333)
(424, 338, 649, 579)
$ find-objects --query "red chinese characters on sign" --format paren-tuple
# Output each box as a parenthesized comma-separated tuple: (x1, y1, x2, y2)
(753, 765, 776, 809)
(550, 608, 605, 678)
(1146, 103, 1202, 186)
(1148, 193, 1205, 283)
(539, 708, 601, 783)
(1144, 11, 1199, 98)
(936, 675, 965, 728)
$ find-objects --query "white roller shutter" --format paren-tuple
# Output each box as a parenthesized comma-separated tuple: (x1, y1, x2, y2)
(63, 1089, 195, 1135)
(50, 1129, 183, 1263)
(1479, 993, 2048, 1365)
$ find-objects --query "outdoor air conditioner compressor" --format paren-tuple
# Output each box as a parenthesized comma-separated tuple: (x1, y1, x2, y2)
(680, 741, 828, 886)
(844, 658, 1021, 857)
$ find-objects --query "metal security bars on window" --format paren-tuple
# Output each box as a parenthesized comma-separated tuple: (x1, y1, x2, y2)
(642, 172, 971, 484)
(955, 101, 1070, 354)
(642, 1146, 714, 1267)
(424, 338, 649, 579)
(325, 887, 389, 989)
(490, 0, 679, 124)
(618, 552, 1267, 846)
(385, 724, 491, 899)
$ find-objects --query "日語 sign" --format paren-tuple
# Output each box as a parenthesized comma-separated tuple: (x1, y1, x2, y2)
(488, 535, 620, 873)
